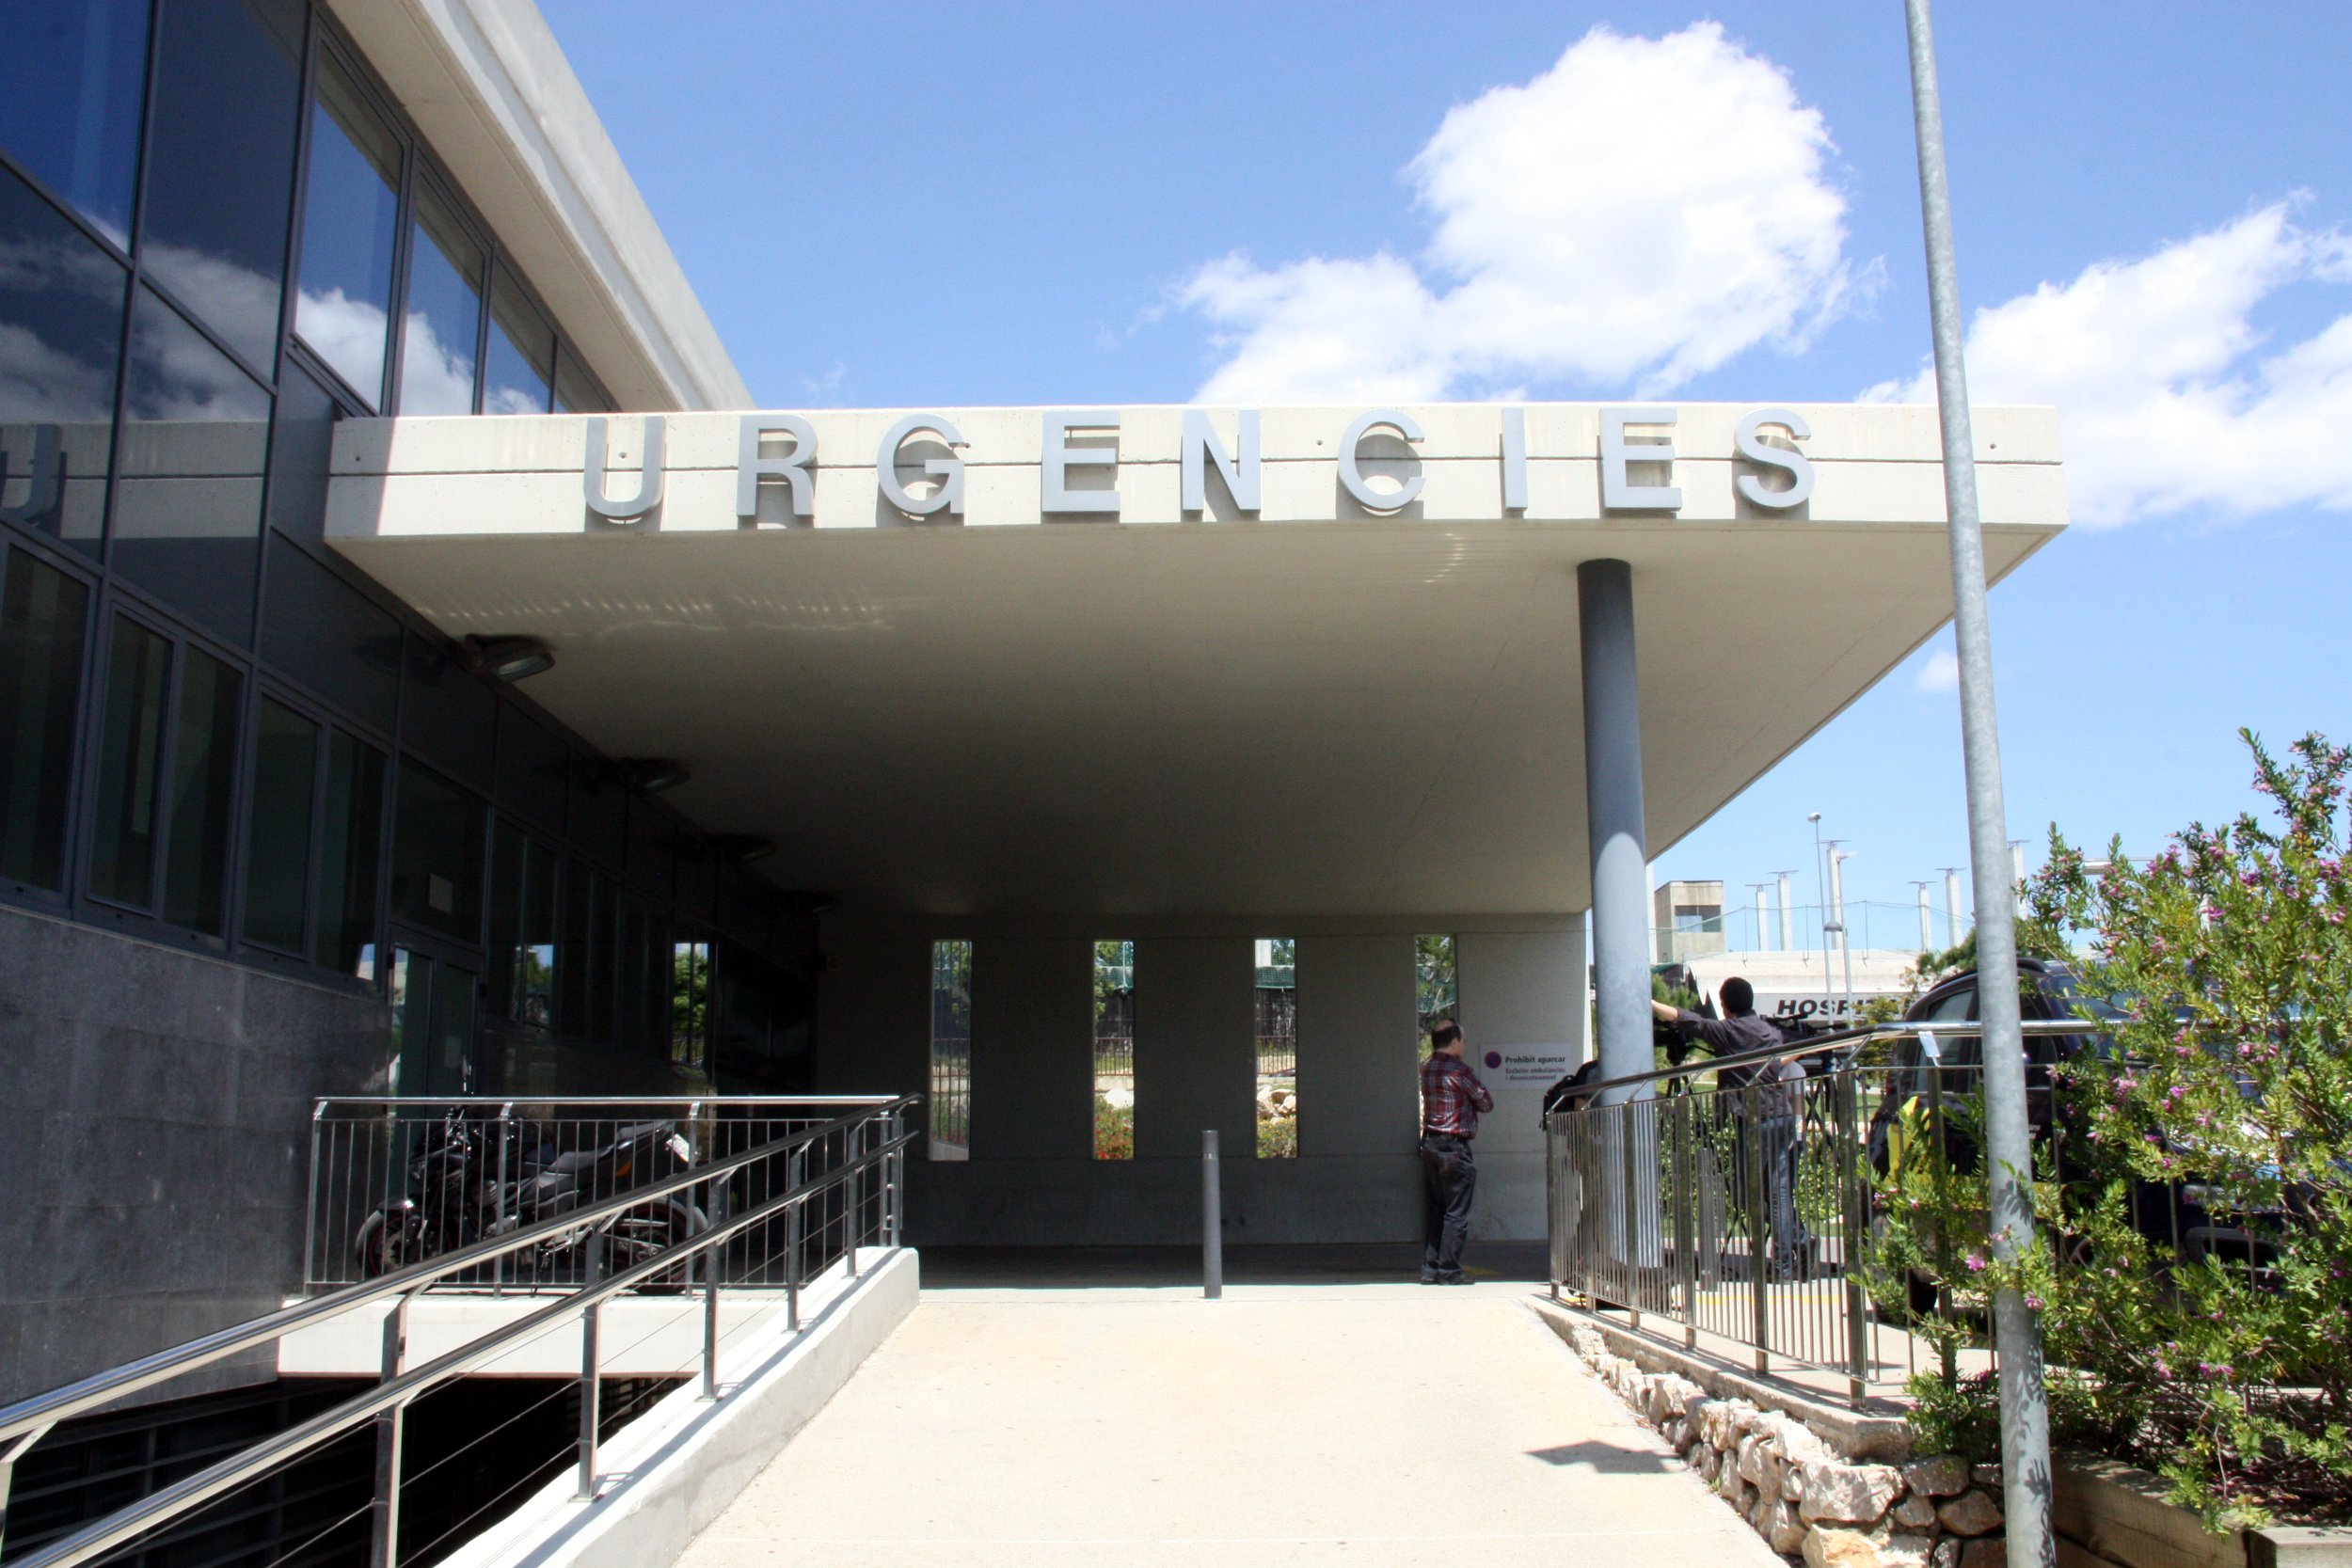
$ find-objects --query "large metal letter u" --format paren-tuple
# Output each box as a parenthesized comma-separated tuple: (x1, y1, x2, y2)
(583, 416, 665, 524)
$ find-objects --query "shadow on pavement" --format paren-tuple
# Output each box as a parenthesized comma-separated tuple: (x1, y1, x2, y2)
(915, 1242, 1551, 1288)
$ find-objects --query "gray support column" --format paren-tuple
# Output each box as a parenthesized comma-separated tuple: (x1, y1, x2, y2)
(1579, 560, 1650, 1100)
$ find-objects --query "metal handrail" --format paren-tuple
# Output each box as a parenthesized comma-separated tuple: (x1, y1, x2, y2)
(11, 1118, 917, 1568)
(315, 1095, 898, 1106)
(1553, 1017, 2100, 1108)
(0, 1094, 910, 1446)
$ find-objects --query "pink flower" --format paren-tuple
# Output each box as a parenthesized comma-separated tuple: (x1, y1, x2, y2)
(1964, 1253, 1987, 1274)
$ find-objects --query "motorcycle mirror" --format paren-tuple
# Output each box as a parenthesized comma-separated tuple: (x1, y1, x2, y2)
(667, 1132, 694, 1165)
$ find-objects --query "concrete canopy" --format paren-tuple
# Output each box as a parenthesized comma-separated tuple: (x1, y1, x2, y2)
(326, 403, 2063, 917)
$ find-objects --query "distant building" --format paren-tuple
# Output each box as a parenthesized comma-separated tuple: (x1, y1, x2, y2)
(1655, 879, 1726, 962)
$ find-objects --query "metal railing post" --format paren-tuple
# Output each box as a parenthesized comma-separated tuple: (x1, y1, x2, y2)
(845, 1118, 862, 1279)
(700, 1180, 721, 1402)
(574, 1300, 601, 1500)
(492, 1104, 513, 1296)
(1201, 1130, 1223, 1300)
(1839, 1068, 1870, 1406)
(1744, 1083, 1770, 1375)
(786, 1148, 804, 1332)
(1675, 1096, 1698, 1352)
(368, 1295, 408, 1568)
(884, 1105, 903, 1248)
(302, 1103, 326, 1294)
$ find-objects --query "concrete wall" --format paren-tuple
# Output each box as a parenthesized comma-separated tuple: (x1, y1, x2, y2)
(816, 914, 1585, 1248)
(0, 905, 391, 1404)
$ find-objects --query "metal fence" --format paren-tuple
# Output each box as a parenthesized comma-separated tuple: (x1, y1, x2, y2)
(0, 1095, 917, 1568)
(1546, 1022, 2094, 1405)
(304, 1096, 900, 1294)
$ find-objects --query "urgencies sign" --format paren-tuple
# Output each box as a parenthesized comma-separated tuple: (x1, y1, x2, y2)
(576, 405, 1818, 526)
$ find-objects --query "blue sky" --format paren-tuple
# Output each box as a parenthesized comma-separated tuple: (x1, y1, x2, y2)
(546, 2, 2352, 942)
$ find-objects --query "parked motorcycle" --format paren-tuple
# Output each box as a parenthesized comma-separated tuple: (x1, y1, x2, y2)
(354, 1115, 709, 1288)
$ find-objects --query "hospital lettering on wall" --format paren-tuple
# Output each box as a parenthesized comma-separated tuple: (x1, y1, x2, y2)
(581, 405, 1818, 526)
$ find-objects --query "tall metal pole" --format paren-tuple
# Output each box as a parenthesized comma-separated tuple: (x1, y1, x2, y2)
(1809, 816, 1833, 1023)
(1201, 1129, 1223, 1300)
(1900, 6, 2052, 1564)
(1774, 871, 1797, 952)
(1942, 867, 1964, 948)
(1914, 881, 1934, 951)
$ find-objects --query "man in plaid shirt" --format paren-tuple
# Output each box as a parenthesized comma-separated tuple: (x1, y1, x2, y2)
(1419, 1020, 1493, 1284)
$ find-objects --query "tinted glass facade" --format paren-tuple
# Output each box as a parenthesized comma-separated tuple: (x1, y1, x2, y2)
(0, 1, 812, 1095)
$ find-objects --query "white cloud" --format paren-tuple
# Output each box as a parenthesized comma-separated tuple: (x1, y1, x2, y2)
(1180, 24, 1866, 404)
(1915, 647, 1960, 695)
(1867, 202, 2352, 526)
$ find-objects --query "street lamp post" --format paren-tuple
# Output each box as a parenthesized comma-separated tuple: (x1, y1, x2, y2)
(1900, 4, 2054, 1564)
(1809, 816, 1834, 1025)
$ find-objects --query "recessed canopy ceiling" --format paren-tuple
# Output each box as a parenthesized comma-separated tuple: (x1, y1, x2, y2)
(327, 404, 2062, 916)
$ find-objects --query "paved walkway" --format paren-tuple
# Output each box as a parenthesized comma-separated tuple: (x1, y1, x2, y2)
(675, 1278, 1779, 1568)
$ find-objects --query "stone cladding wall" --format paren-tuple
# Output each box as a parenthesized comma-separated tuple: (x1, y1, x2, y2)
(1558, 1322, 2010, 1568)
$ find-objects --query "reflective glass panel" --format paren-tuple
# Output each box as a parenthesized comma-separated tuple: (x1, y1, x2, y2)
(672, 937, 710, 1075)
(241, 695, 316, 950)
(1093, 940, 1134, 1160)
(1255, 938, 1296, 1158)
(140, 0, 304, 368)
(0, 548, 89, 889)
(261, 535, 400, 732)
(397, 182, 482, 415)
(482, 268, 553, 415)
(928, 940, 970, 1160)
(317, 729, 384, 978)
(550, 349, 606, 416)
(390, 758, 485, 942)
(114, 289, 271, 644)
(89, 616, 169, 907)
(0, 0, 150, 244)
(519, 838, 555, 1030)
(294, 55, 400, 406)
(162, 646, 242, 934)
(0, 166, 127, 558)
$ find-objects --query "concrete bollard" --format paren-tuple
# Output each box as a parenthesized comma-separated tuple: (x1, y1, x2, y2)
(1202, 1129, 1222, 1299)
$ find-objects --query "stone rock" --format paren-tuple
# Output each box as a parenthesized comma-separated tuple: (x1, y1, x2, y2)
(1805, 1528, 1884, 1568)
(1937, 1492, 2004, 1538)
(1883, 1533, 1936, 1568)
(1721, 1470, 1755, 1513)
(1695, 1443, 1722, 1482)
(1904, 1454, 1972, 1498)
(1682, 1388, 1712, 1427)
(1687, 1442, 1711, 1476)
(1571, 1327, 1606, 1358)
(1784, 1466, 1805, 1501)
(1661, 1418, 1687, 1450)
(1800, 1461, 1905, 1526)
(1751, 1492, 1778, 1534)
(1931, 1541, 1961, 1568)
(1971, 1465, 2001, 1491)
(1738, 1434, 1767, 1485)
(1958, 1538, 2005, 1568)
(1892, 1492, 1940, 1529)
(1765, 1498, 1808, 1554)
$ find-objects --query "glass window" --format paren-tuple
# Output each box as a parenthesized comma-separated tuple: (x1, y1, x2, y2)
(559, 857, 591, 1037)
(0, 547, 89, 889)
(89, 616, 170, 907)
(483, 269, 553, 415)
(398, 636, 494, 791)
(587, 871, 614, 1044)
(494, 705, 567, 833)
(396, 181, 482, 415)
(928, 939, 970, 1160)
(0, 0, 150, 244)
(241, 695, 315, 950)
(1416, 933, 1456, 1040)
(518, 838, 555, 1029)
(1093, 939, 1134, 1160)
(317, 729, 383, 978)
(0, 167, 128, 559)
(114, 287, 271, 644)
(1255, 939, 1296, 1158)
(294, 54, 401, 406)
(261, 534, 400, 732)
(673, 936, 711, 1076)
(140, 0, 305, 368)
(160, 646, 241, 934)
(551, 347, 607, 416)
(390, 758, 484, 942)
(569, 755, 624, 866)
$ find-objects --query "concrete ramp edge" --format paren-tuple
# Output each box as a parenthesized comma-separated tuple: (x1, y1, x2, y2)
(440, 1247, 919, 1568)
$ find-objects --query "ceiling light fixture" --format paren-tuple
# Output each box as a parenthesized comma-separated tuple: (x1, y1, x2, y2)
(463, 634, 555, 682)
(622, 757, 691, 794)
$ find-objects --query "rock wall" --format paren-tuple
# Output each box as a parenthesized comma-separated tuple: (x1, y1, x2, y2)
(1556, 1321, 2009, 1567)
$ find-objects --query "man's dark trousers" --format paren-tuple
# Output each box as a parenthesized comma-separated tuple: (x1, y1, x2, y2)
(1420, 1132, 1477, 1278)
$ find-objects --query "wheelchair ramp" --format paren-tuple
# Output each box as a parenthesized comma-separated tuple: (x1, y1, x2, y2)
(673, 1279, 1779, 1568)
